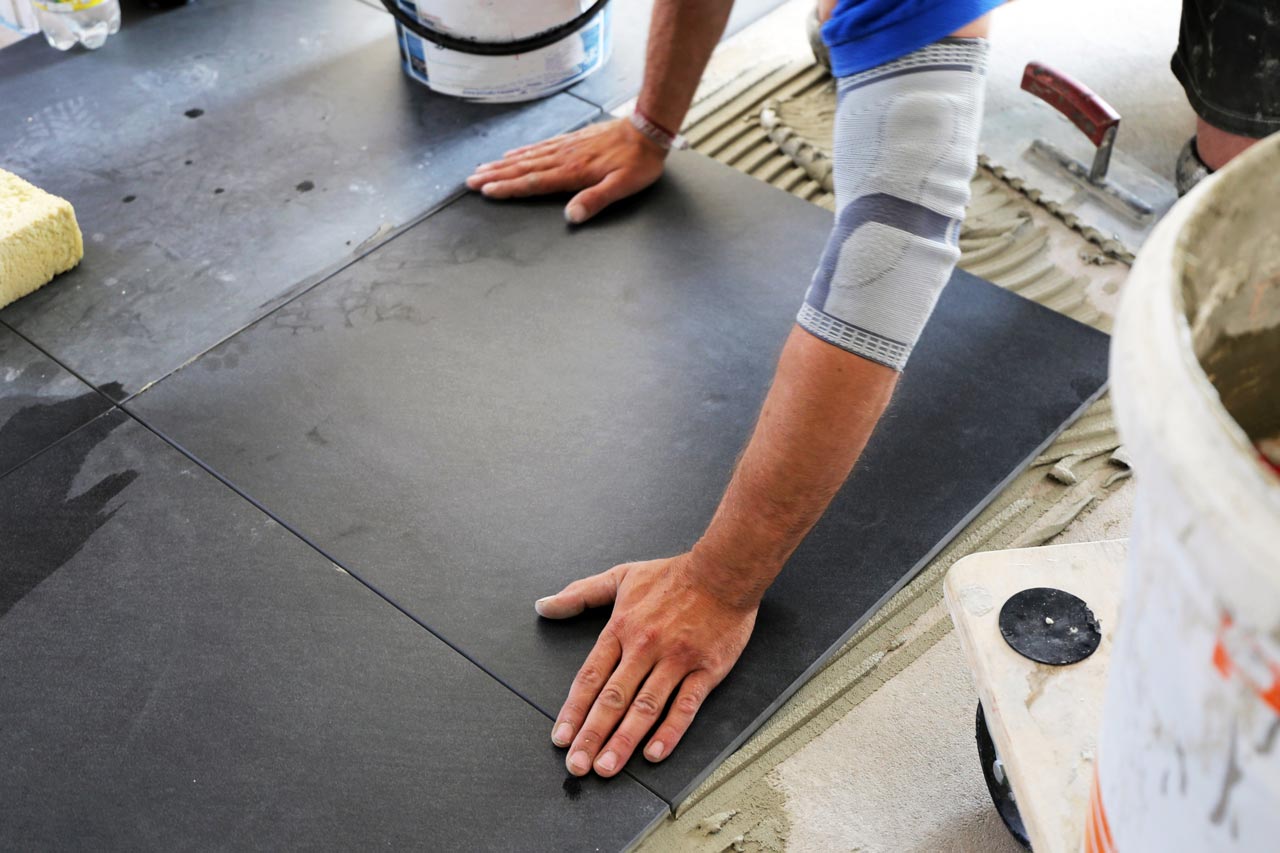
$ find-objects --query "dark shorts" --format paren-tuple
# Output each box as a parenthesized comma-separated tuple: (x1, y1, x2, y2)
(1172, 0, 1280, 137)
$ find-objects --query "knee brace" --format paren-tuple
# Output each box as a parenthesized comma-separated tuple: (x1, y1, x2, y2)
(797, 38, 989, 370)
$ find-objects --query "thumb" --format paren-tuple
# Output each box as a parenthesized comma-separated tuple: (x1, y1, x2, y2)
(564, 171, 647, 225)
(535, 566, 625, 619)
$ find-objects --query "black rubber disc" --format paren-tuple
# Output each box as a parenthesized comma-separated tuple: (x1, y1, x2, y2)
(999, 587, 1101, 665)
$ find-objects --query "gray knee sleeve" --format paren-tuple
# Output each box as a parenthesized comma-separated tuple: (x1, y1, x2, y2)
(797, 39, 989, 370)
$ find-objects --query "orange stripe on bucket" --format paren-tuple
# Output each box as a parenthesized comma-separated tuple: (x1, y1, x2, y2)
(1084, 765, 1117, 853)
(1212, 614, 1234, 678)
(1212, 612, 1280, 716)
(1261, 669, 1280, 716)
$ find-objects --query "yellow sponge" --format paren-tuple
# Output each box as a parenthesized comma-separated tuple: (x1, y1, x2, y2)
(0, 169, 84, 310)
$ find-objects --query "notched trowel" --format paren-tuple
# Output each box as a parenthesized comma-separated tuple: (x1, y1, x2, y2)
(982, 61, 1178, 253)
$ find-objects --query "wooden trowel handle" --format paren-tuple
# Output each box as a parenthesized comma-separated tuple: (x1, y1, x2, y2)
(1021, 62, 1121, 148)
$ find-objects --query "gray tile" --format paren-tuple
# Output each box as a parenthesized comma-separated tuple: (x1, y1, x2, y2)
(0, 325, 112, 477)
(0, 0, 598, 400)
(0, 410, 665, 850)
(129, 154, 1109, 805)
(570, 0, 791, 110)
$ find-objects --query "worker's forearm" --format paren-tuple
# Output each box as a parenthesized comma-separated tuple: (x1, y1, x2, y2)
(636, 0, 736, 133)
(690, 327, 898, 608)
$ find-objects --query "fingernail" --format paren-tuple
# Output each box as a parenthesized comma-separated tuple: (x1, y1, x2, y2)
(552, 722, 573, 746)
(568, 750, 591, 774)
(597, 751, 618, 773)
(565, 203, 587, 224)
(465, 176, 481, 189)
(481, 184, 496, 197)
(535, 596, 553, 616)
(646, 741, 665, 761)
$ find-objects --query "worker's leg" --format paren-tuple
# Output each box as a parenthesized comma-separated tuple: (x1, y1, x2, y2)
(797, 25, 989, 369)
(1172, 0, 1280, 189)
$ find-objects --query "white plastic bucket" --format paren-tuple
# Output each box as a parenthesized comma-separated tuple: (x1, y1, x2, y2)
(390, 0, 612, 103)
(1088, 135, 1280, 851)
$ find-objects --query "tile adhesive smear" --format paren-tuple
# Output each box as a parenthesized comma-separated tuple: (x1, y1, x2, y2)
(381, 0, 612, 102)
(1087, 135, 1280, 852)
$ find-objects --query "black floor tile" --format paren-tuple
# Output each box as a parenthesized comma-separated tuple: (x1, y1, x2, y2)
(0, 410, 665, 850)
(570, 0, 792, 110)
(129, 154, 1109, 805)
(0, 325, 112, 477)
(0, 0, 598, 400)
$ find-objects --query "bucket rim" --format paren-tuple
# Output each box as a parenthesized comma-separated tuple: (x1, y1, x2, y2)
(382, 0, 610, 57)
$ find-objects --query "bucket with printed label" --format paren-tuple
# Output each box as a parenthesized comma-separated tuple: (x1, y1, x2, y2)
(381, 0, 612, 103)
(1089, 135, 1280, 851)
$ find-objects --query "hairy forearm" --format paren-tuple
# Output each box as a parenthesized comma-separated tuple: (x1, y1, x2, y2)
(636, 0, 736, 133)
(690, 326, 898, 608)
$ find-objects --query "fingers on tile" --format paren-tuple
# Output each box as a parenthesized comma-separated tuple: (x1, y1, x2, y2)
(566, 652, 650, 776)
(553, 630, 621, 756)
(594, 661, 685, 776)
(535, 569, 620, 619)
(645, 672, 716, 762)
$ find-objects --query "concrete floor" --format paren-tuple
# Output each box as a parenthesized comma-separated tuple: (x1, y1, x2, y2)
(773, 632, 1026, 853)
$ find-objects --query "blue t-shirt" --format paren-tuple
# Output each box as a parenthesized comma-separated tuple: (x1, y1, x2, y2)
(822, 0, 1003, 76)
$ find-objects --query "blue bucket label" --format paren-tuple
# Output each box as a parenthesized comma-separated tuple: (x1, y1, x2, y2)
(392, 5, 610, 102)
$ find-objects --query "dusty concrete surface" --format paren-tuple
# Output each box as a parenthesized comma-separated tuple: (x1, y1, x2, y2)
(1053, 483, 1134, 547)
(772, 633, 1029, 853)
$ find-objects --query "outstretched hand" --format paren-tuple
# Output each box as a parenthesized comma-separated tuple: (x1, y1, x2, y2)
(466, 118, 667, 225)
(536, 554, 758, 777)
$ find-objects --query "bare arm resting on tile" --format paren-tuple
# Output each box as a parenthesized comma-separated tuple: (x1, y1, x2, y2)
(537, 326, 898, 779)
(466, 0, 736, 223)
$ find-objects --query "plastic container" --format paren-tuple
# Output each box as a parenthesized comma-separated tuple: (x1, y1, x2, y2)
(32, 0, 119, 49)
(1087, 136, 1280, 851)
(386, 0, 611, 102)
(1, 0, 40, 35)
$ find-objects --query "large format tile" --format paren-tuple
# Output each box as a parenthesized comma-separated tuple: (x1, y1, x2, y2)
(0, 410, 664, 850)
(130, 154, 1110, 804)
(0, 325, 112, 477)
(0, 0, 597, 400)
(570, 0, 791, 110)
